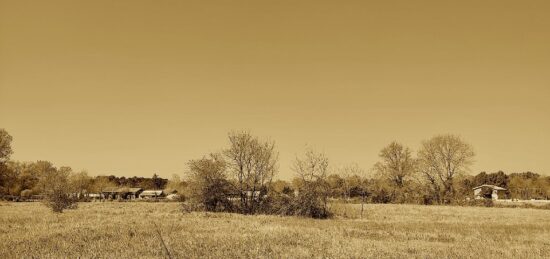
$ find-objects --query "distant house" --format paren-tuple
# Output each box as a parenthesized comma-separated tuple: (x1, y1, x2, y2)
(101, 187, 143, 200)
(101, 187, 121, 199)
(127, 188, 143, 199)
(139, 190, 165, 199)
(473, 185, 507, 200)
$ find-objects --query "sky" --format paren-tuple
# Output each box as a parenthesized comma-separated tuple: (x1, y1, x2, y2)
(1, 0, 549, 179)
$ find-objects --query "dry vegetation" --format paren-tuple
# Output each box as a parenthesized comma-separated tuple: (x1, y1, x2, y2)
(1, 202, 549, 258)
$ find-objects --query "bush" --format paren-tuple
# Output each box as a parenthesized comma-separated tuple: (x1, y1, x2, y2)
(265, 188, 332, 219)
(369, 188, 393, 204)
(43, 189, 78, 213)
(185, 154, 236, 213)
(292, 191, 332, 219)
(258, 193, 295, 215)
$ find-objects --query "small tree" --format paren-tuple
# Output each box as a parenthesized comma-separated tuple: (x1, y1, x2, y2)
(41, 166, 78, 213)
(339, 163, 365, 200)
(44, 187, 78, 213)
(224, 131, 278, 214)
(186, 153, 234, 212)
(291, 148, 332, 218)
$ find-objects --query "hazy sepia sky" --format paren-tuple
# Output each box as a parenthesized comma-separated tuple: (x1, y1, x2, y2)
(1, 0, 549, 179)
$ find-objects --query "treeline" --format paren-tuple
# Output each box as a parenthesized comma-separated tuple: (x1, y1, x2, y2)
(272, 170, 550, 204)
(0, 160, 170, 197)
(176, 132, 550, 216)
(1, 128, 549, 217)
(0, 128, 171, 197)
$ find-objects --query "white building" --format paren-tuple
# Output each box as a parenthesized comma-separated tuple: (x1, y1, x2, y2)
(473, 185, 507, 200)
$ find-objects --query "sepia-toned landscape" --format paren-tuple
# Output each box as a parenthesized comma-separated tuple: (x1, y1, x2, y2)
(2, 0, 550, 258)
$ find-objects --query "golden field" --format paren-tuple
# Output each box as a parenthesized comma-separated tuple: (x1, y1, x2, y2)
(1, 202, 549, 258)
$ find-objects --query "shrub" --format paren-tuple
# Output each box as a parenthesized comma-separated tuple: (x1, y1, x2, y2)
(258, 193, 294, 215)
(185, 154, 236, 213)
(292, 189, 332, 219)
(43, 188, 78, 213)
(290, 148, 333, 219)
(259, 192, 332, 219)
(369, 187, 393, 204)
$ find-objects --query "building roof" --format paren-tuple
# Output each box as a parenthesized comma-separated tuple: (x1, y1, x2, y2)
(140, 190, 164, 196)
(473, 184, 507, 191)
(128, 188, 143, 193)
(102, 187, 143, 193)
(102, 187, 120, 193)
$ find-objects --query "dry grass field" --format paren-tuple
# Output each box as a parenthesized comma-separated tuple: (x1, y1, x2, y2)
(1, 202, 550, 258)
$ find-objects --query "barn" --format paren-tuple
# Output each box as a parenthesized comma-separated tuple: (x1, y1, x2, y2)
(473, 185, 507, 200)
(101, 187, 143, 200)
(101, 187, 122, 199)
(127, 188, 143, 199)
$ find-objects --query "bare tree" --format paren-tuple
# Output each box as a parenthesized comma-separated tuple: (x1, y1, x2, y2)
(292, 148, 331, 218)
(417, 134, 475, 203)
(224, 131, 278, 214)
(374, 142, 416, 188)
(339, 163, 364, 200)
(339, 163, 367, 217)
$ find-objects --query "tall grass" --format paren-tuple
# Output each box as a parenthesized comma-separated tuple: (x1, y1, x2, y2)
(0, 202, 549, 258)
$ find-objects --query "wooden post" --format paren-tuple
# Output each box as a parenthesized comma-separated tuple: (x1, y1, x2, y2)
(361, 191, 365, 219)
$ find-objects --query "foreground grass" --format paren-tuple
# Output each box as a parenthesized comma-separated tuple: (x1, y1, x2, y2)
(1, 202, 549, 258)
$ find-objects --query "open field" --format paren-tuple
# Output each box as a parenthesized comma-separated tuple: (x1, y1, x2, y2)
(1, 202, 550, 258)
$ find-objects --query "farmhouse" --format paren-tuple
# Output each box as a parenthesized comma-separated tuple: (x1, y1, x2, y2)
(139, 190, 165, 199)
(473, 185, 507, 200)
(101, 187, 143, 200)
